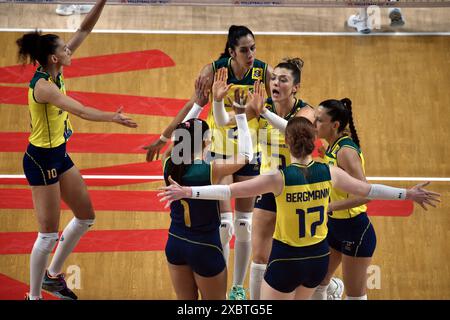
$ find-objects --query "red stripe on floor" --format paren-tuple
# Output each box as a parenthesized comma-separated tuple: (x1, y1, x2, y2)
(0, 86, 191, 117)
(66, 91, 191, 117)
(0, 189, 167, 211)
(0, 187, 415, 216)
(0, 50, 174, 84)
(0, 132, 160, 153)
(0, 273, 58, 300)
(81, 161, 163, 176)
(0, 230, 236, 255)
(0, 162, 164, 186)
(0, 229, 168, 254)
(367, 200, 413, 217)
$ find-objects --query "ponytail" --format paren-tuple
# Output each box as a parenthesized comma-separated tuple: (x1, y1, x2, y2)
(285, 117, 316, 159)
(164, 119, 210, 186)
(219, 25, 254, 59)
(341, 98, 360, 148)
(319, 98, 361, 148)
(16, 30, 59, 67)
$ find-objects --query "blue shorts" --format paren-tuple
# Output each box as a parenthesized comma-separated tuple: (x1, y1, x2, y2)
(264, 239, 329, 293)
(23, 143, 74, 186)
(327, 212, 377, 257)
(165, 225, 226, 277)
(254, 192, 277, 213)
(205, 151, 261, 177)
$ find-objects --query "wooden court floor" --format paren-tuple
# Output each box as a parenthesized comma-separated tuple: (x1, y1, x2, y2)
(0, 31, 449, 299)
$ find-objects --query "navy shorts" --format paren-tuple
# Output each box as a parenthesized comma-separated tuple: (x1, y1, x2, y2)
(205, 151, 261, 177)
(23, 143, 74, 186)
(254, 192, 277, 212)
(165, 225, 226, 277)
(264, 239, 329, 293)
(327, 212, 377, 257)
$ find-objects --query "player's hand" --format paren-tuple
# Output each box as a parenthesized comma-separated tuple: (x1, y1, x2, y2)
(157, 176, 192, 208)
(143, 137, 167, 162)
(112, 106, 138, 128)
(212, 67, 232, 102)
(247, 80, 265, 116)
(227, 88, 247, 115)
(406, 182, 441, 211)
(194, 74, 210, 107)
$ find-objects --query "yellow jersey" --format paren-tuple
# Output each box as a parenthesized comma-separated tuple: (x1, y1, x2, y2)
(28, 67, 73, 148)
(259, 97, 309, 174)
(324, 136, 366, 219)
(206, 57, 267, 156)
(275, 161, 332, 247)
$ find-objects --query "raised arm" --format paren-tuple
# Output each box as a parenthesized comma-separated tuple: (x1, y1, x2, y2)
(264, 64, 273, 98)
(211, 107, 255, 183)
(34, 79, 137, 127)
(66, 0, 107, 54)
(143, 63, 213, 161)
(213, 77, 264, 128)
(330, 166, 440, 211)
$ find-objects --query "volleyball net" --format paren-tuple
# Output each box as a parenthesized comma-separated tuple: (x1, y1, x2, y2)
(2, 0, 450, 8)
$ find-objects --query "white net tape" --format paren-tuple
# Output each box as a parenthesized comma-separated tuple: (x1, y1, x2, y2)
(2, 0, 450, 7)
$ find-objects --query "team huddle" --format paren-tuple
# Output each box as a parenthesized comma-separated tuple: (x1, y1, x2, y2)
(153, 26, 439, 300)
(17, 0, 440, 300)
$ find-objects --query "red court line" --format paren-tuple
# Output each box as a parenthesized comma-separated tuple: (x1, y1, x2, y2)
(0, 50, 175, 84)
(367, 200, 413, 217)
(0, 132, 317, 154)
(0, 86, 192, 117)
(81, 161, 163, 175)
(0, 132, 159, 153)
(0, 273, 58, 300)
(0, 161, 164, 186)
(0, 189, 167, 211)
(0, 229, 167, 254)
(0, 187, 414, 216)
(0, 230, 236, 255)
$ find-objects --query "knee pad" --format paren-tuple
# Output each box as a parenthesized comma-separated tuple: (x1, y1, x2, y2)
(33, 232, 59, 254)
(234, 215, 252, 242)
(219, 212, 234, 245)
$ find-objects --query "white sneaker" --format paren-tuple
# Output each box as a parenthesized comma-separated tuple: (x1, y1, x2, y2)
(327, 277, 344, 300)
(56, 4, 94, 16)
(347, 14, 371, 34)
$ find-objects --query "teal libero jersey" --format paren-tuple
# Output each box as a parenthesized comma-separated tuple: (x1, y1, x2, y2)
(163, 157, 220, 232)
(206, 57, 268, 156)
(274, 162, 332, 247)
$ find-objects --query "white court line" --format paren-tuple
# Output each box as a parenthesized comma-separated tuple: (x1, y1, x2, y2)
(0, 174, 449, 182)
(1, 28, 450, 36)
